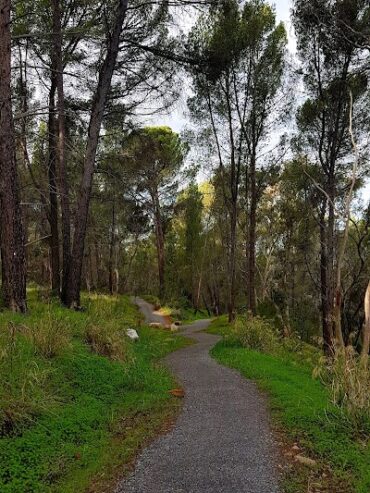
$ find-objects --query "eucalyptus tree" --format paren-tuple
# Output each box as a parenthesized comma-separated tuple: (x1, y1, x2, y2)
(187, 0, 287, 319)
(293, 0, 369, 352)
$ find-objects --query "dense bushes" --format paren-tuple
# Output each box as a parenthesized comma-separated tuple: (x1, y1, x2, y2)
(232, 315, 279, 352)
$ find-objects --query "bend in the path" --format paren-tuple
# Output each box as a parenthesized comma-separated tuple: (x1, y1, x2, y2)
(133, 296, 168, 325)
(118, 299, 279, 493)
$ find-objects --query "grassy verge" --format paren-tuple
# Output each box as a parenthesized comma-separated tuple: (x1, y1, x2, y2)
(208, 318, 370, 493)
(0, 290, 188, 493)
(205, 315, 229, 336)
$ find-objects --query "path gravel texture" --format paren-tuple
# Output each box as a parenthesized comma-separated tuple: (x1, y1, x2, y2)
(133, 296, 169, 325)
(116, 298, 279, 493)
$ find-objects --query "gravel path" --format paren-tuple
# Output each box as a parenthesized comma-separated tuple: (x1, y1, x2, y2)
(116, 298, 279, 493)
(133, 296, 170, 325)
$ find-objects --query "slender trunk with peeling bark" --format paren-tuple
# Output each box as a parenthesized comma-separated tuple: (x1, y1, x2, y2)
(65, 0, 129, 307)
(319, 200, 334, 354)
(228, 200, 237, 322)
(332, 91, 359, 349)
(0, 0, 27, 312)
(361, 281, 370, 368)
(247, 150, 257, 315)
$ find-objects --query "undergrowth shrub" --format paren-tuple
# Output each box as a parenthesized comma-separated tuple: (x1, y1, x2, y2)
(24, 315, 70, 359)
(313, 347, 370, 435)
(0, 323, 54, 435)
(85, 324, 133, 362)
(280, 335, 321, 368)
(233, 315, 279, 352)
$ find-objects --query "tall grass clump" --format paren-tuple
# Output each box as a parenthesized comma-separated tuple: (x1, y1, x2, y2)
(314, 347, 370, 435)
(0, 323, 53, 435)
(84, 323, 132, 362)
(24, 311, 70, 359)
(84, 296, 135, 362)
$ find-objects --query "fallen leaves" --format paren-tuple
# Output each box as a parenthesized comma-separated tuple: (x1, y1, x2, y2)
(169, 388, 185, 398)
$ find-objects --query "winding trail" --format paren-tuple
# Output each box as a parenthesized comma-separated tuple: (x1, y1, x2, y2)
(116, 298, 279, 493)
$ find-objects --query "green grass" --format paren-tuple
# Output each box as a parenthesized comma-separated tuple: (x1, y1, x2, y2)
(209, 319, 370, 493)
(177, 306, 209, 324)
(0, 290, 188, 493)
(205, 315, 230, 336)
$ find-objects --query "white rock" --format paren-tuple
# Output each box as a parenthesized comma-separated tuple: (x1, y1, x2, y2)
(126, 328, 139, 341)
(170, 324, 179, 332)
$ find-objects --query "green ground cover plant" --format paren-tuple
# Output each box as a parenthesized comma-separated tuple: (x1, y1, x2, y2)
(0, 290, 188, 493)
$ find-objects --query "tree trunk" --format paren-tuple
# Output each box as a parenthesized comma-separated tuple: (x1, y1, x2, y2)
(361, 281, 370, 368)
(327, 176, 340, 349)
(228, 200, 237, 322)
(153, 192, 165, 300)
(319, 200, 334, 354)
(247, 151, 257, 315)
(0, 0, 27, 312)
(51, 0, 72, 304)
(108, 201, 116, 295)
(47, 76, 61, 294)
(65, 0, 129, 307)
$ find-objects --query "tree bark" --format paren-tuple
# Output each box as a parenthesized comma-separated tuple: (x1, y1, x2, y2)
(361, 281, 370, 368)
(51, 0, 72, 304)
(153, 191, 165, 300)
(47, 76, 61, 294)
(0, 0, 27, 312)
(247, 150, 257, 315)
(319, 199, 334, 354)
(108, 201, 116, 295)
(228, 200, 237, 322)
(65, 0, 129, 307)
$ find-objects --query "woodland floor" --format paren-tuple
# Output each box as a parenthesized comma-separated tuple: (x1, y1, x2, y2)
(116, 299, 279, 493)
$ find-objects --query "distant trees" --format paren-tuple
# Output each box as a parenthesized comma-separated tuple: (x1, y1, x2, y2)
(183, 183, 204, 308)
(120, 127, 185, 299)
(187, 0, 287, 319)
(293, 0, 370, 353)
